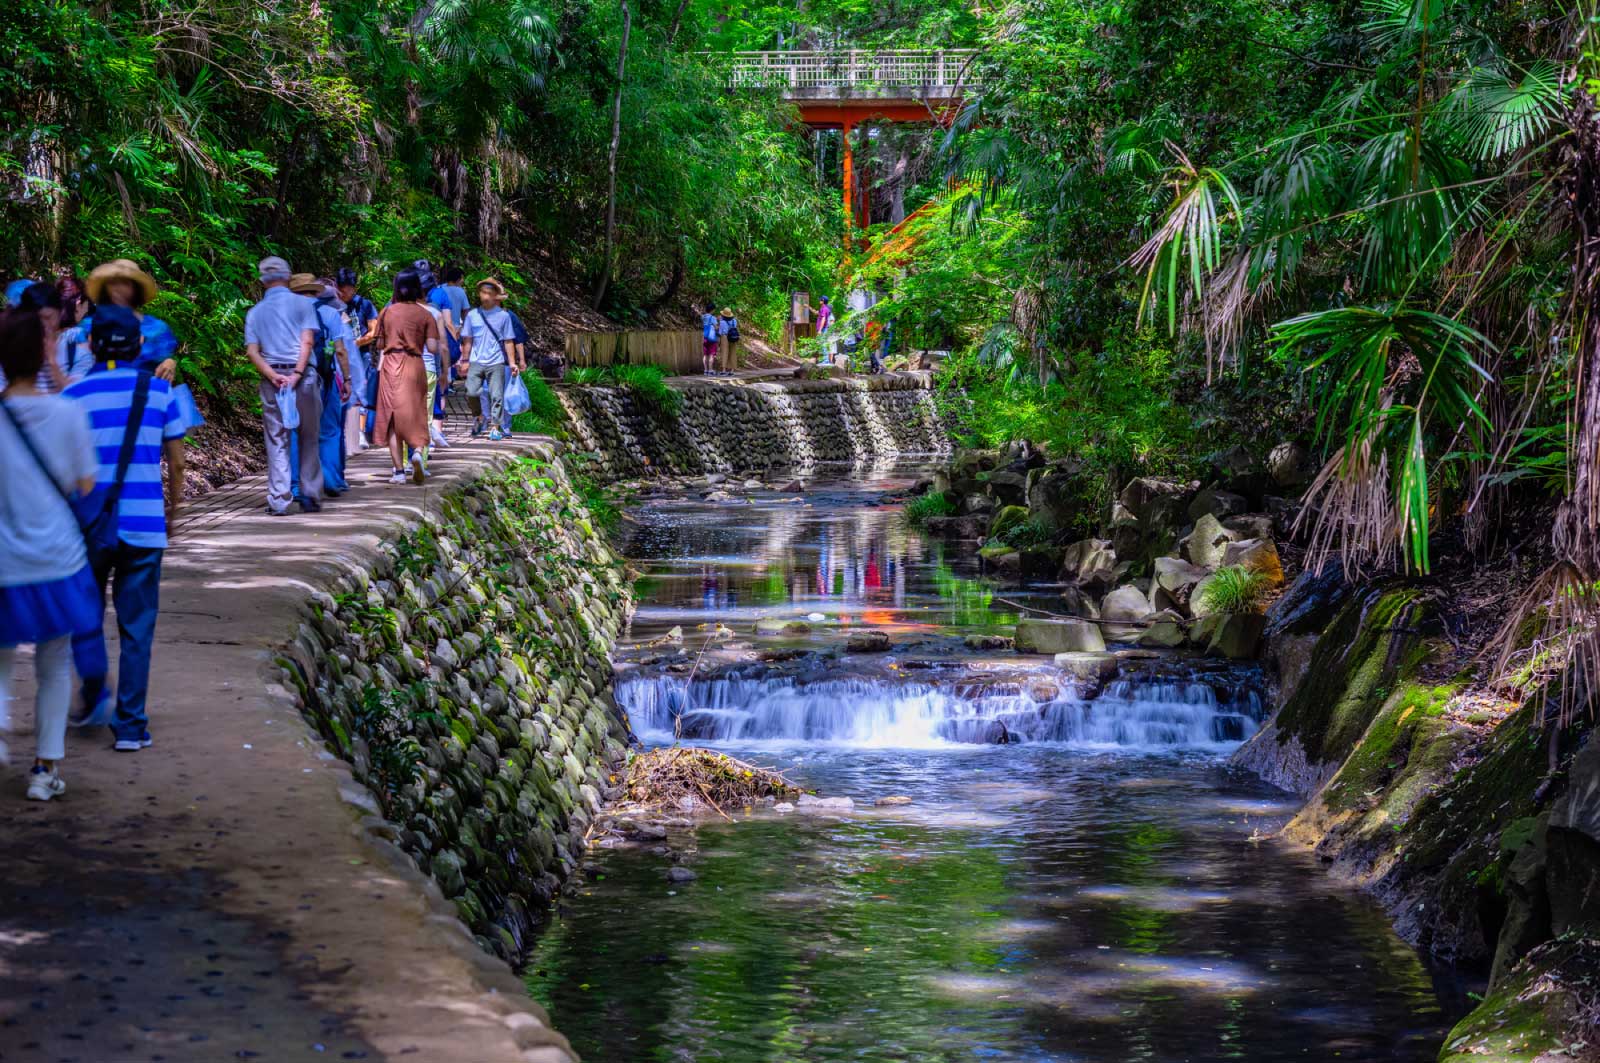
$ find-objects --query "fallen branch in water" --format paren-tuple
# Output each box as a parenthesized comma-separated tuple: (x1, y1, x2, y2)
(615, 746, 801, 816)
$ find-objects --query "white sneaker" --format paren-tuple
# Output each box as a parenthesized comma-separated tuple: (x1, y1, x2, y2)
(389, 470, 409, 484)
(410, 453, 426, 485)
(26, 765, 65, 801)
(430, 425, 451, 449)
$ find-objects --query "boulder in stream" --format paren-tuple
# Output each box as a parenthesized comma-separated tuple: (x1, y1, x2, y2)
(1099, 585, 1156, 641)
(1015, 617, 1105, 654)
(845, 630, 893, 653)
(755, 618, 812, 636)
(1053, 651, 1120, 682)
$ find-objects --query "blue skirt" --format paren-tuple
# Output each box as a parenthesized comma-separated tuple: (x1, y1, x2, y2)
(0, 567, 101, 647)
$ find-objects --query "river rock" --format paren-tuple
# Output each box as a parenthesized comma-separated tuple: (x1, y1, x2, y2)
(1025, 676, 1061, 702)
(1152, 557, 1208, 612)
(1028, 465, 1089, 532)
(1221, 538, 1285, 588)
(755, 618, 812, 636)
(743, 479, 763, 489)
(1016, 617, 1106, 654)
(1188, 485, 1249, 522)
(1267, 441, 1312, 486)
(874, 795, 913, 807)
(981, 470, 1030, 507)
(773, 802, 795, 813)
(1099, 585, 1155, 641)
(1223, 513, 1276, 542)
(845, 630, 892, 653)
(989, 504, 1031, 541)
(1053, 651, 1119, 682)
(1136, 611, 1187, 648)
(963, 634, 1013, 651)
(796, 794, 855, 813)
(962, 493, 996, 516)
(1060, 538, 1122, 594)
(1180, 513, 1238, 568)
(1204, 612, 1266, 659)
(666, 866, 698, 883)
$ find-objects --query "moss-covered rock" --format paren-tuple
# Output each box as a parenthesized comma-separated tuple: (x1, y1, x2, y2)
(1233, 584, 1440, 795)
(1437, 938, 1599, 1063)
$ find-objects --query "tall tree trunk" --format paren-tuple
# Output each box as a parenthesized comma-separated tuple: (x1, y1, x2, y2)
(889, 145, 909, 225)
(1557, 89, 1600, 574)
(592, 0, 631, 311)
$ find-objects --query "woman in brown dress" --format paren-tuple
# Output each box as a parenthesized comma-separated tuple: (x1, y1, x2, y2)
(372, 269, 440, 485)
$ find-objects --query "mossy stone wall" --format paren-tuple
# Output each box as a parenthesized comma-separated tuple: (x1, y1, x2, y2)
(277, 449, 633, 963)
(559, 372, 950, 479)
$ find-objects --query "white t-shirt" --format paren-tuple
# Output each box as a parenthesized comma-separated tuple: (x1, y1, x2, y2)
(0, 394, 96, 586)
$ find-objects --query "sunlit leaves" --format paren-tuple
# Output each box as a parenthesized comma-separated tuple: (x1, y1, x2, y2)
(1127, 149, 1243, 337)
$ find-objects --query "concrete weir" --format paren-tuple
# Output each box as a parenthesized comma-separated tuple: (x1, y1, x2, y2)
(559, 370, 951, 477)
(0, 432, 617, 1063)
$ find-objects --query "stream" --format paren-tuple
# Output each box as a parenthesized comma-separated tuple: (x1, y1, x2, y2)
(524, 462, 1467, 1062)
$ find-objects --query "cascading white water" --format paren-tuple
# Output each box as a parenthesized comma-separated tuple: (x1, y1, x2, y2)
(617, 672, 1262, 751)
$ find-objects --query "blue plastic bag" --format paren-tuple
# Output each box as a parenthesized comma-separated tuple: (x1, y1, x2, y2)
(276, 384, 299, 430)
(170, 383, 206, 434)
(504, 372, 532, 417)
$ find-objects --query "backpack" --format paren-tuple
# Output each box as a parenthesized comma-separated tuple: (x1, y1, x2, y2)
(311, 301, 337, 382)
(725, 317, 740, 343)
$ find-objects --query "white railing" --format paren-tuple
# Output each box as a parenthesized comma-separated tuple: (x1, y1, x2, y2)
(722, 50, 979, 93)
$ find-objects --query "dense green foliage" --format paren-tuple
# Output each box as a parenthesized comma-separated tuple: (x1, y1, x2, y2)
(0, 0, 841, 403)
(918, 0, 1589, 578)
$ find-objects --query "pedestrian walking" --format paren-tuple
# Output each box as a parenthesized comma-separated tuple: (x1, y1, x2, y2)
(74, 260, 180, 382)
(335, 268, 378, 450)
(6, 283, 92, 393)
(0, 307, 104, 798)
(718, 307, 740, 374)
(288, 274, 353, 498)
(372, 269, 439, 485)
(245, 256, 323, 515)
(461, 279, 516, 441)
(814, 295, 833, 365)
(62, 304, 187, 755)
(701, 303, 721, 376)
(411, 261, 452, 451)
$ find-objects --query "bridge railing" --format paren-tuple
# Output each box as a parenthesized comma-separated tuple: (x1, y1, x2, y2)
(721, 50, 980, 92)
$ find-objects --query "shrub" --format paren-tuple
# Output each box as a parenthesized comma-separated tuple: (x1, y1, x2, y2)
(1196, 565, 1273, 615)
(565, 363, 681, 415)
(510, 371, 568, 436)
(905, 491, 957, 527)
(1000, 516, 1055, 550)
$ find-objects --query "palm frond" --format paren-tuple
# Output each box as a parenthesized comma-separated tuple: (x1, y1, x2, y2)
(1438, 59, 1563, 160)
(1126, 147, 1244, 338)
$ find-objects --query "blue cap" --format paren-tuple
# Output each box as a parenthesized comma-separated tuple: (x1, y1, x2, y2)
(90, 304, 142, 361)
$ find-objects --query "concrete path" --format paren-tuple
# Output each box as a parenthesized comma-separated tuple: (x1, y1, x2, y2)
(0, 394, 579, 1063)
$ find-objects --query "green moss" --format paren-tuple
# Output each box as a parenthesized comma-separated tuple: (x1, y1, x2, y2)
(1317, 681, 1471, 860)
(1437, 939, 1596, 1063)
(1272, 586, 1432, 767)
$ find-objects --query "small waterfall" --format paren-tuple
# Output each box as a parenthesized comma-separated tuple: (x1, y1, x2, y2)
(617, 672, 1263, 751)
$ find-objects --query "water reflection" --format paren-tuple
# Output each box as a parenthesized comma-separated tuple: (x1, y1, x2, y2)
(619, 470, 1029, 642)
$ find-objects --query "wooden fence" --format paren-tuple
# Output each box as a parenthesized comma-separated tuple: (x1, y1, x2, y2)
(564, 330, 731, 374)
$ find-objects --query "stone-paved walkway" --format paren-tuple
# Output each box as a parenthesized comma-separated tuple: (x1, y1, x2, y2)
(0, 391, 579, 1063)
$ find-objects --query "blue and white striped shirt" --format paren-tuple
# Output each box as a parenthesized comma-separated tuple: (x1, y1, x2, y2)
(63, 367, 184, 549)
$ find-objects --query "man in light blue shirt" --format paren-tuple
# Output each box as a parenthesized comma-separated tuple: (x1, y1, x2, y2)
(460, 279, 516, 441)
(244, 256, 322, 515)
(287, 274, 353, 497)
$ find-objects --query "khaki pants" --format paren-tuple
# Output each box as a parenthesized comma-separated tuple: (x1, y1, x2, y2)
(260, 371, 323, 512)
(467, 361, 506, 426)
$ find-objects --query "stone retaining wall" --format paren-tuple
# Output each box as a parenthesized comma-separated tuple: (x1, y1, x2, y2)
(277, 448, 633, 963)
(559, 371, 949, 478)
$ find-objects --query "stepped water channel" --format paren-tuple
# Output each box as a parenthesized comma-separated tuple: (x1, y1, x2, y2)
(524, 462, 1467, 1062)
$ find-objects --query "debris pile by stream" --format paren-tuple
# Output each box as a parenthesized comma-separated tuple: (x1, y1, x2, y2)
(614, 746, 802, 815)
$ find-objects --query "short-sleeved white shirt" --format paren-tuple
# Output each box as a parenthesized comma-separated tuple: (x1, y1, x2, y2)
(0, 394, 96, 586)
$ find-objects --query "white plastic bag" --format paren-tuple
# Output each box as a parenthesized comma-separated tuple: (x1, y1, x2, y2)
(276, 383, 300, 430)
(504, 372, 532, 416)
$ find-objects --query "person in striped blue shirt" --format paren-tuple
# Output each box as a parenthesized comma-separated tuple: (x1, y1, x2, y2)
(63, 305, 188, 752)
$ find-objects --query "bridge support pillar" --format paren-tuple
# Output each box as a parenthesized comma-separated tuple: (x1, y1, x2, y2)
(841, 119, 857, 236)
